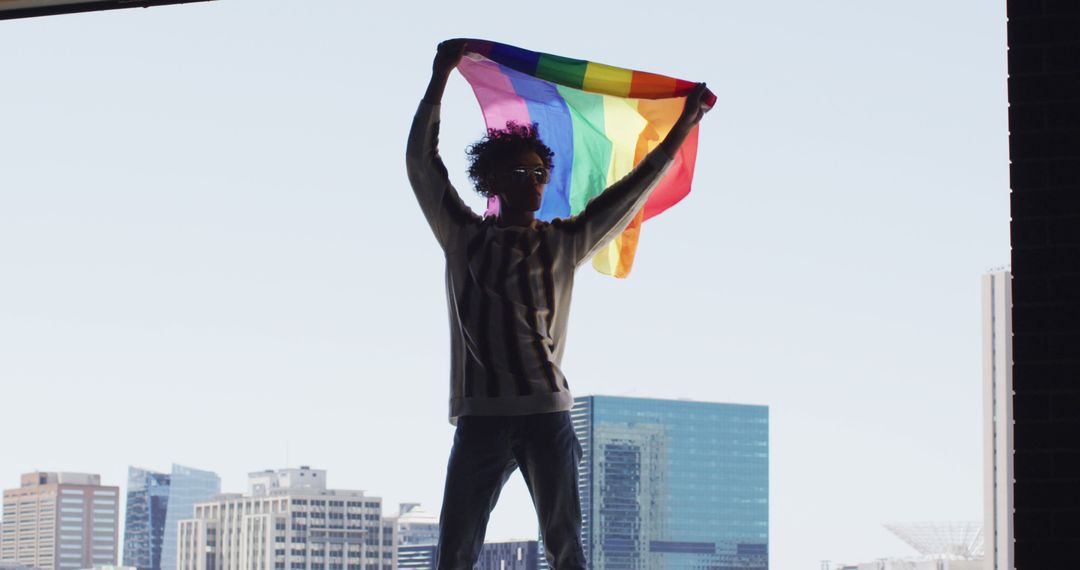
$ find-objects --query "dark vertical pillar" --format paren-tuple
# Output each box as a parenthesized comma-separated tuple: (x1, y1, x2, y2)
(1008, 1, 1080, 568)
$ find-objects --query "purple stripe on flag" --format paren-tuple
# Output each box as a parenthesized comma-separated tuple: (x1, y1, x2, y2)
(488, 42, 541, 76)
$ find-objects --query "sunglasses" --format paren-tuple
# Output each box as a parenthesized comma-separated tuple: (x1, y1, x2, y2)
(501, 166, 551, 185)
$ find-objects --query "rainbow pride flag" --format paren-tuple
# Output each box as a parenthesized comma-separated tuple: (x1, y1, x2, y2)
(456, 39, 715, 278)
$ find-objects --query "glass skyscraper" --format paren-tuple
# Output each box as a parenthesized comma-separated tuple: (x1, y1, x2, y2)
(122, 465, 219, 570)
(550, 395, 768, 570)
(123, 468, 172, 570)
(159, 465, 219, 570)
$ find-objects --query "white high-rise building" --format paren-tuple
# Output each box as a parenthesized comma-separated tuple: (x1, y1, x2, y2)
(982, 270, 1014, 570)
(390, 504, 437, 548)
(1, 472, 120, 570)
(176, 467, 395, 570)
(387, 504, 438, 569)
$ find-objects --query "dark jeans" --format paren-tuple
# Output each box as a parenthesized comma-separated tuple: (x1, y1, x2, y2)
(435, 411, 587, 570)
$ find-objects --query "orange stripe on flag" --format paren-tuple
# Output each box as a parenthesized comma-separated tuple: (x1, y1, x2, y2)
(629, 70, 678, 99)
(615, 210, 645, 278)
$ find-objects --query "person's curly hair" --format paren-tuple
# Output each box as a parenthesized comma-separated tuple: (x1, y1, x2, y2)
(466, 121, 555, 198)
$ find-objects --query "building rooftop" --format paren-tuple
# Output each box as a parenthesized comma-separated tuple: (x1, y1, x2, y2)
(19, 471, 102, 487)
(396, 505, 437, 524)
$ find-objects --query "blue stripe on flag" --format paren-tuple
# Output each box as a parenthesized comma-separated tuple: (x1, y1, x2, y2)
(501, 65, 574, 220)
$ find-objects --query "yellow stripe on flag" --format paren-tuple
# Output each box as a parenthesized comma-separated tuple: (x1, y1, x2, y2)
(590, 97, 649, 277)
(582, 62, 634, 98)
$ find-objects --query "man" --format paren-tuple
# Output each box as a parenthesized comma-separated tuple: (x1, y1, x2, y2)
(406, 39, 710, 570)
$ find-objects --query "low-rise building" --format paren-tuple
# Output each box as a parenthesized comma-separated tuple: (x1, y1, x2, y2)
(388, 504, 438, 570)
(476, 540, 539, 570)
(2, 472, 120, 570)
(176, 467, 394, 570)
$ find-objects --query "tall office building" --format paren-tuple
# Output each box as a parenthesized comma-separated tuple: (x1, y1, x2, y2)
(1, 472, 120, 570)
(982, 271, 1013, 570)
(122, 469, 170, 570)
(122, 465, 220, 570)
(159, 466, 219, 570)
(548, 396, 768, 570)
(175, 467, 395, 570)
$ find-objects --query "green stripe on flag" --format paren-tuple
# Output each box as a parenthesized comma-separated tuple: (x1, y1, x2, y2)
(537, 54, 588, 89)
(556, 85, 612, 214)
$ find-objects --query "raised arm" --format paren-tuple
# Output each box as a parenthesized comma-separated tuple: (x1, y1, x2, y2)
(567, 83, 712, 264)
(406, 40, 480, 249)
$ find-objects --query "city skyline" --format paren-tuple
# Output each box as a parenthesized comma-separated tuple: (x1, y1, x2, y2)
(3, 393, 772, 570)
(1, 381, 985, 569)
(0, 1, 1007, 567)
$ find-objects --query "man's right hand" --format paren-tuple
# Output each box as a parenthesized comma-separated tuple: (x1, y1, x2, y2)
(423, 39, 467, 104)
(433, 39, 467, 77)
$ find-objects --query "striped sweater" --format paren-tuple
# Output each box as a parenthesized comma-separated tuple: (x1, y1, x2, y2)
(406, 101, 674, 424)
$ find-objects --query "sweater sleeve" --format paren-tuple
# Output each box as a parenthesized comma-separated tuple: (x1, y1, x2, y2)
(562, 146, 675, 265)
(405, 100, 481, 250)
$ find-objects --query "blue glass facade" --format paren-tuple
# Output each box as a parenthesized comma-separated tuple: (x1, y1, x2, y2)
(158, 465, 220, 570)
(564, 396, 769, 570)
(123, 467, 172, 570)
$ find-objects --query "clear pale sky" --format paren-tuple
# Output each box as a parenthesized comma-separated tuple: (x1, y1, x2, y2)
(0, 1, 1009, 567)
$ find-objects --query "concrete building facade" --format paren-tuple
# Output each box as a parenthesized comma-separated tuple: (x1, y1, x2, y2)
(175, 467, 394, 570)
(388, 504, 437, 570)
(1, 472, 120, 570)
(982, 271, 1013, 570)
